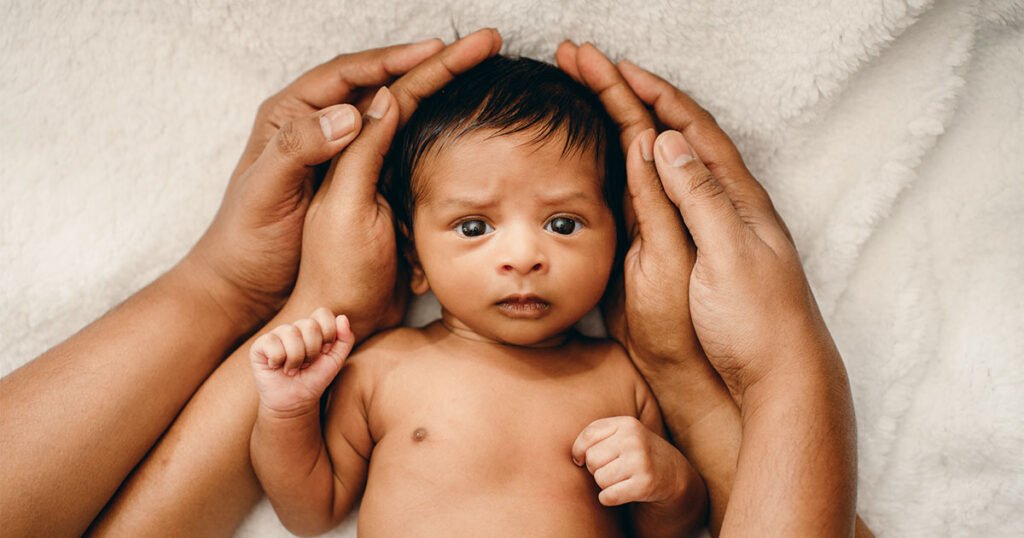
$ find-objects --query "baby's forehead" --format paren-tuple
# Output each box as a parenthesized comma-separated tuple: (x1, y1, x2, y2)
(412, 129, 604, 205)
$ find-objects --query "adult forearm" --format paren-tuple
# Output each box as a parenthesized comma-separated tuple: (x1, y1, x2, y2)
(651, 365, 871, 537)
(252, 407, 340, 536)
(87, 299, 370, 535)
(631, 472, 708, 538)
(638, 361, 740, 536)
(0, 257, 253, 536)
(724, 356, 858, 537)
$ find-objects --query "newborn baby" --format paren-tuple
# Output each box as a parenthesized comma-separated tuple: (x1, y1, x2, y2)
(248, 56, 706, 537)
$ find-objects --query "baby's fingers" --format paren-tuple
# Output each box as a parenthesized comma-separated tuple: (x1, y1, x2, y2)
(269, 324, 308, 375)
(250, 333, 287, 370)
(301, 315, 355, 384)
(592, 457, 631, 490)
(292, 318, 323, 356)
(598, 476, 643, 507)
(310, 307, 338, 348)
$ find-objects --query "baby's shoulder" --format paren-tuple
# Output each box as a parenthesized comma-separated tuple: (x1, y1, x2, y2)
(568, 332, 643, 380)
(344, 325, 429, 372)
(568, 333, 654, 414)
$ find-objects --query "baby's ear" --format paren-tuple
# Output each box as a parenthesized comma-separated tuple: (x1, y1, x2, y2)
(399, 223, 430, 296)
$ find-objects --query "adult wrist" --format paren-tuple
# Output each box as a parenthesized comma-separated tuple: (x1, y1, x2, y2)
(175, 251, 276, 336)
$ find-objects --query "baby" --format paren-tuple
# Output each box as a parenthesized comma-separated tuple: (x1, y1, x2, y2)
(249, 56, 706, 537)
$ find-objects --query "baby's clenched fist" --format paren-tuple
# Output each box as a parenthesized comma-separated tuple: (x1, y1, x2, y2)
(571, 416, 693, 508)
(249, 307, 355, 416)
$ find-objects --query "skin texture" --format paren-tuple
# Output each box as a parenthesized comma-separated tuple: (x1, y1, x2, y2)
(1, 28, 870, 536)
(0, 32, 493, 538)
(79, 29, 506, 537)
(248, 128, 705, 536)
(556, 41, 868, 537)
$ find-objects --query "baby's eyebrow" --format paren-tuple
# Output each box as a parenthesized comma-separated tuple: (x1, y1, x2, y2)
(535, 190, 603, 206)
(434, 196, 499, 210)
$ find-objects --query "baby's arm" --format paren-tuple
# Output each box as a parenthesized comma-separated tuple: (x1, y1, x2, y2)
(572, 393, 707, 538)
(248, 308, 372, 536)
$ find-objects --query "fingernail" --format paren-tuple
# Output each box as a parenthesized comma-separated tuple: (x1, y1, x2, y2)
(320, 107, 355, 141)
(639, 128, 655, 162)
(413, 37, 439, 47)
(658, 130, 695, 167)
(572, 456, 582, 466)
(366, 86, 391, 119)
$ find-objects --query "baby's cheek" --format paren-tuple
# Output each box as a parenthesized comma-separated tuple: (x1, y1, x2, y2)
(561, 240, 614, 307)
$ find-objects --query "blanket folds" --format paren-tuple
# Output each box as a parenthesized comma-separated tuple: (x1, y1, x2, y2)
(2, 1, 1021, 536)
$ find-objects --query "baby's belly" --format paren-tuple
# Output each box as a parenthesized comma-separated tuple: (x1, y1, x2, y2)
(355, 412, 628, 536)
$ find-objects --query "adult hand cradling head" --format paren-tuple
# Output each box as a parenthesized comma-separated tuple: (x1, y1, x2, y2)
(187, 29, 503, 340)
(557, 41, 860, 536)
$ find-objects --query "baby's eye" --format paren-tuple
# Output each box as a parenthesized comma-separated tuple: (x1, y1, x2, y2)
(454, 219, 494, 237)
(545, 216, 583, 236)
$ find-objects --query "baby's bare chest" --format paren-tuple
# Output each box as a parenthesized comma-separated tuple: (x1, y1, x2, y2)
(370, 353, 636, 457)
(357, 355, 636, 535)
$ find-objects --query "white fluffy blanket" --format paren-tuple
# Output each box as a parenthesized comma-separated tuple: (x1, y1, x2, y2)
(2, 1, 1022, 536)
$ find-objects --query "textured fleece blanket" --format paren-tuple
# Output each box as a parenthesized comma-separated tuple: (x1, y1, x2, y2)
(2, 1, 1022, 536)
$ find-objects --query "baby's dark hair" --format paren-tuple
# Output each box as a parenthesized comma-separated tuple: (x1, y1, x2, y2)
(381, 55, 625, 236)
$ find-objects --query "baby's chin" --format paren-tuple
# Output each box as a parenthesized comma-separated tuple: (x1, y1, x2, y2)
(476, 320, 576, 348)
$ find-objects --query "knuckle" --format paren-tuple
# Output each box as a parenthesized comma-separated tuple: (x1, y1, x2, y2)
(312, 306, 334, 319)
(389, 82, 424, 119)
(695, 104, 719, 127)
(274, 120, 305, 159)
(687, 167, 727, 200)
(294, 318, 317, 332)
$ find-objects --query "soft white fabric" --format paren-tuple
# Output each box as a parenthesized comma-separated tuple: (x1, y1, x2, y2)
(2, 1, 1022, 536)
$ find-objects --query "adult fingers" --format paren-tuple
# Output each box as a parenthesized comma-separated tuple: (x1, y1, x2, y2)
(617, 60, 783, 236)
(246, 104, 362, 197)
(572, 43, 655, 153)
(237, 40, 444, 177)
(554, 40, 583, 83)
(388, 27, 503, 127)
(286, 38, 446, 110)
(653, 130, 746, 253)
(322, 28, 502, 205)
(625, 128, 690, 253)
(319, 86, 399, 205)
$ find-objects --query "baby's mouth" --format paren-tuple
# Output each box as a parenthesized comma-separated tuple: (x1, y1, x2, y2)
(496, 294, 551, 319)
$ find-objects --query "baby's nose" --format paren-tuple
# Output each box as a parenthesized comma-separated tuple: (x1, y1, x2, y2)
(497, 230, 548, 275)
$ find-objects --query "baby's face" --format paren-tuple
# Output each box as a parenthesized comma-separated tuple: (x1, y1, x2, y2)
(410, 129, 617, 347)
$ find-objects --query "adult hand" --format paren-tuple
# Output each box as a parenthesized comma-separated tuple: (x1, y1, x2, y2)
(282, 28, 503, 339)
(185, 37, 446, 331)
(558, 42, 739, 534)
(85, 31, 505, 537)
(557, 42, 857, 536)
(557, 42, 829, 403)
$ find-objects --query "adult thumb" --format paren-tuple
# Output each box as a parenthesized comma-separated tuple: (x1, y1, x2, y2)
(320, 86, 400, 205)
(653, 130, 745, 252)
(247, 103, 363, 194)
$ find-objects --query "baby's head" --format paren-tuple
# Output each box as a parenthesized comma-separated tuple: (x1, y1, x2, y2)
(382, 55, 625, 346)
